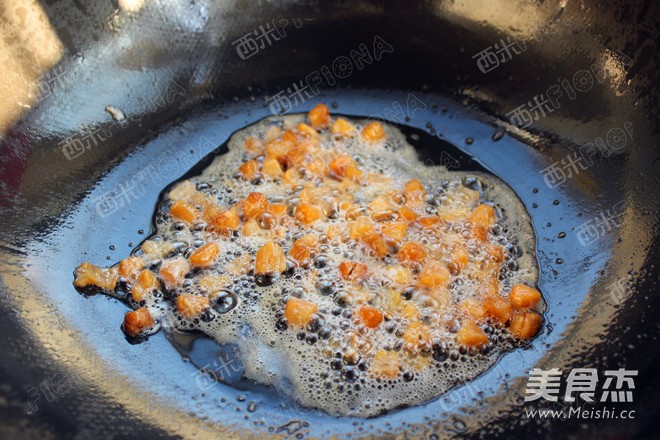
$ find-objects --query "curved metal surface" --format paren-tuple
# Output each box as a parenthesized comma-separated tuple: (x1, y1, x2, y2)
(0, 0, 658, 438)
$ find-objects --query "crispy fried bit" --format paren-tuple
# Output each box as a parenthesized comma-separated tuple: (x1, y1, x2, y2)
(244, 137, 263, 155)
(331, 118, 356, 136)
(403, 322, 431, 348)
(118, 256, 144, 280)
(468, 204, 496, 241)
(295, 203, 322, 224)
(370, 350, 399, 378)
(361, 121, 386, 142)
(170, 200, 197, 223)
(159, 257, 190, 290)
(289, 234, 319, 266)
(308, 103, 330, 129)
(461, 298, 486, 321)
(177, 294, 210, 317)
(404, 179, 426, 207)
(509, 312, 542, 339)
(457, 320, 489, 347)
(123, 307, 154, 337)
(418, 259, 450, 288)
(132, 269, 158, 302)
(397, 206, 419, 223)
(483, 295, 513, 324)
(509, 284, 542, 309)
(356, 305, 383, 328)
(74, 262, 119, 291)
(244, 192, 269, 219)
(328, 155, 362, 181)
(285, 297, 318, 327)
(449, 244, 469, 274)
(398, 241, 427, 264)
(363, 233, 388, 258)
(262, 155, 284, 177)
(255, 242, 287, 275)
(339, 261, 368, 281)
(211, 209, 241, 233)
(189, 242, 220, 268)
(239, 159, 260, 180)
(381, 221, 407, 242)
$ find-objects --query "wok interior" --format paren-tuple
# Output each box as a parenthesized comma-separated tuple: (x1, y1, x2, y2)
(0, 0, 658, 438)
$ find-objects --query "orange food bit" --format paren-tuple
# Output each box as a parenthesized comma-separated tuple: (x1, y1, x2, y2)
(295, 203, 322, 224)
(361, 121, 386, 142)
(177, 294, 210, 318)
(211, 209, 241, 233)
(118, 256, 144, 280)
(268, 203, 287, 216)
(356, 305, 383, 328)
(189, 242, 220, 268)
(509, 284, 542, 309)
(308, 103, 330, 129)
(262, 155, 283, 177)
(381, 222, 407, 242)
(238, 159, 260, 180)
(123, 307, 154, 337)
(170, 200, 196, 223)
(509, 312, 542, 339)
(132, 269, 158, 302)
(487, 244, 504, 262)
(397, 206, 419, 223)
(266, 138, 295, 162)
(244, 192, 269, 219)
(332, 157, 364, 182)
(417, 216, 442, 228)
(398, 241, 427, 264)
(289, 234, 318, 265)
(244, 137, 263, 155)
(284, 297, 319, 328)
(483, 295, 513, 324)
(461, 298, 486, 321)
(457, 320, 489, 347)
(297, 122, 319, 138)
(349, 216, 375, 239)
(73, 262, 119, 291)
(338, 261, 368, 281)
(403, 322, 431, 347)
(450, 244, 469, 274)
(370, 350, 399, 379)
(363, 233, 388, 258)
(418, 259, 450, 288)
(255, 242, 287, 275)
(468, 204, 496, 241)
(331, 118, 356, 136)
(306, 158, 326, 176)
(404, 179, 426, 207)
(159, 257, 190, 290)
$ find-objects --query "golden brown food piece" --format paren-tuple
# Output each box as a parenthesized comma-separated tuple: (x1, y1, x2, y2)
(356, 305, 383, 328)
(244, 192, 269, 220)
(509, 284, 542, 309)
(177, 294, 210, 318)
(118, 256, 144, 280)
(370, 350, 399, 379)
(457, 320, 489, 347)
(74, 262, 119, 291)
(170, 200, 197, 223)
(509, 312, 542, 339)
(159, 257, 190, 290)
(255, 242, 286, 275)
(131, 269, 159, 302)
(308, 103, 330, 129)
(483, 295, 513, 324)
(123, 307, 154, 337)
(361, 121, 386, 142)
(189, 242, 220, 268)
(284, 297, 318, 328)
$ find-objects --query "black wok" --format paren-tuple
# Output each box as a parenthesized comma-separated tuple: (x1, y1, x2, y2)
(0, 0, 658, 438)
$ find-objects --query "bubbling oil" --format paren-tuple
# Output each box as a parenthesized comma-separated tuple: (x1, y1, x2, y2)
(75, 111, 541, 417)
